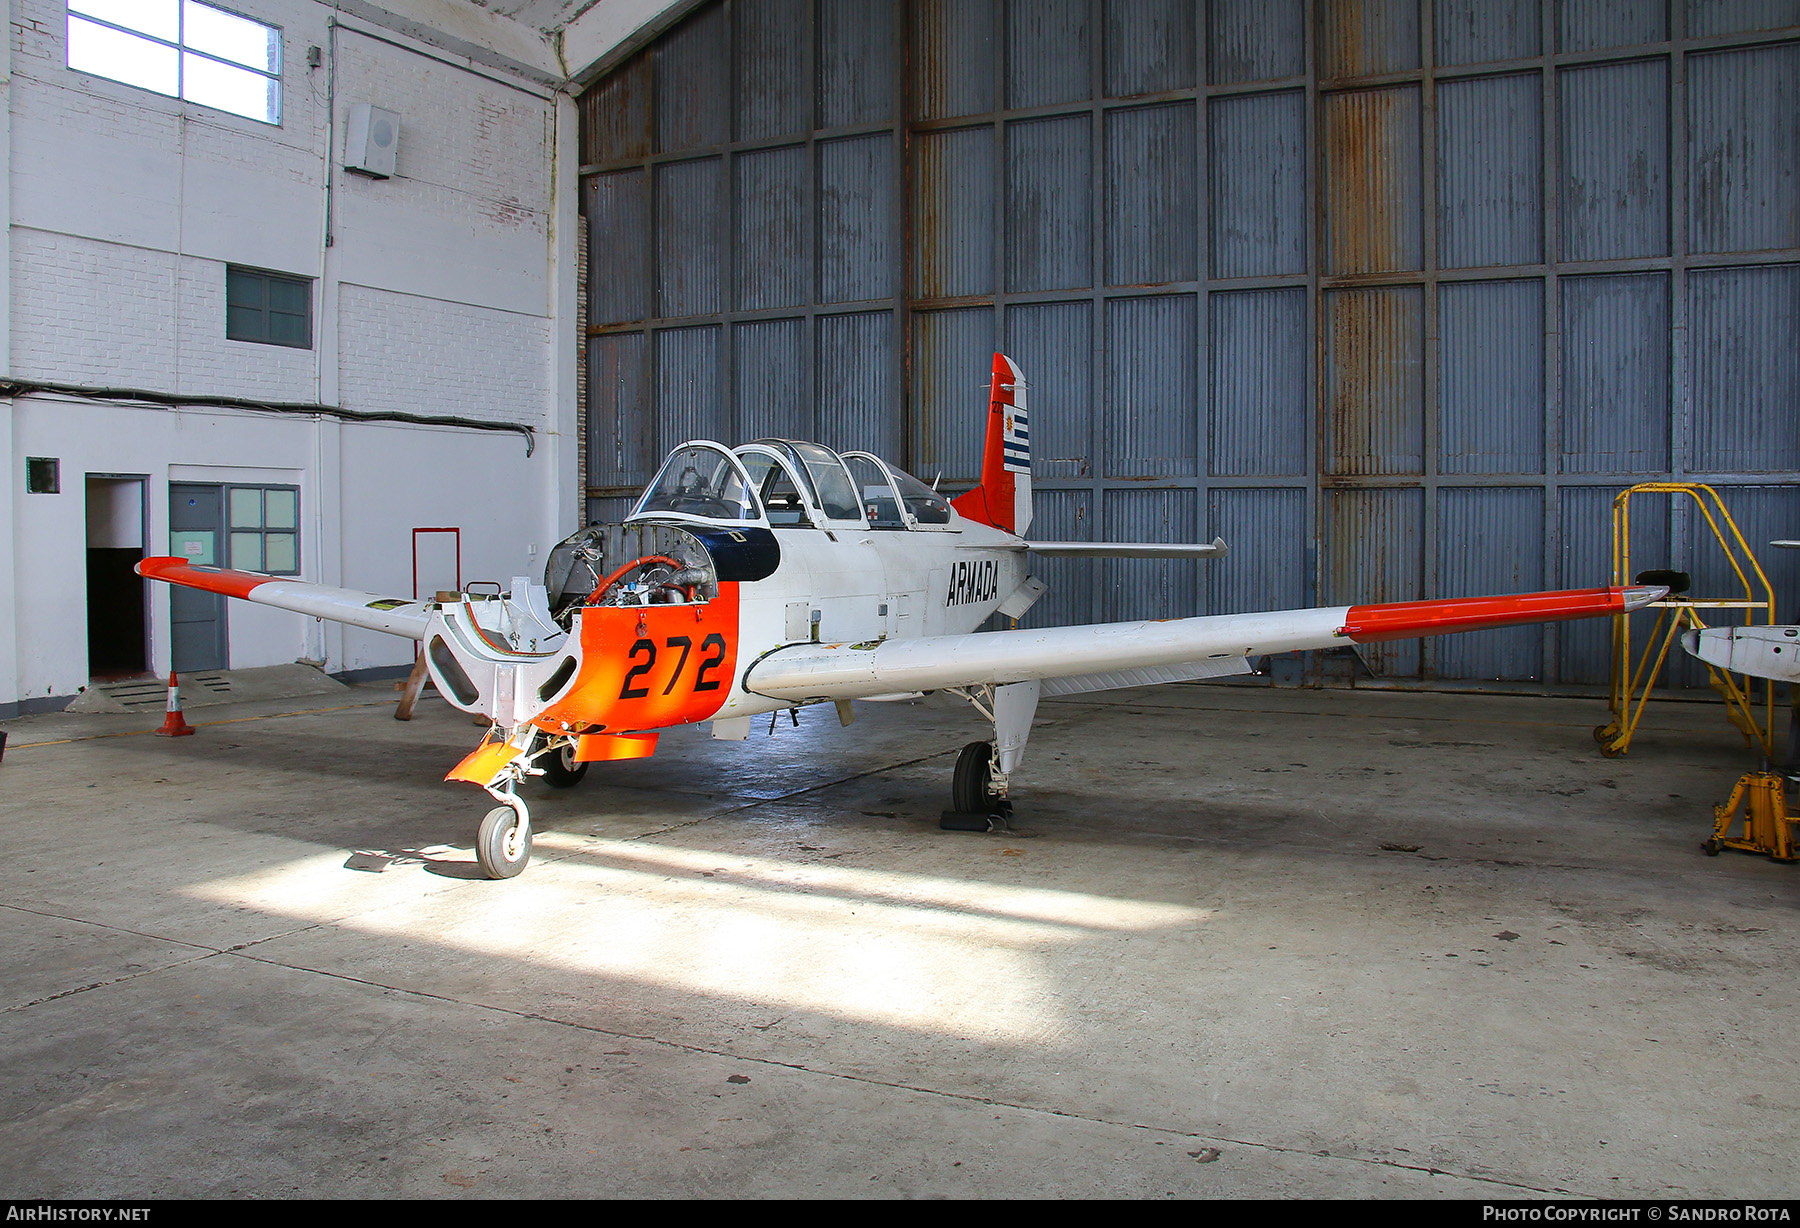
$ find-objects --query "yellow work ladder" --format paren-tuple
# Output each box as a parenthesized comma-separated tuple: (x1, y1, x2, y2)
(1595, 483, 1775, 759)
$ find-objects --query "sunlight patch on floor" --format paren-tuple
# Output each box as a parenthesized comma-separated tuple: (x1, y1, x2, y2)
(183, 837, 1211, 1042)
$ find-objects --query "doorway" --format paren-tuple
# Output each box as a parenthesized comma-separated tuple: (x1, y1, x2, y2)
(86, 476, 148, 678)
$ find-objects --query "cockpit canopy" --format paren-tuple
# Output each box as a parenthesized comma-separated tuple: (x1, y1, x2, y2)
(842, 452, 952, 527)
(631, 444, 762, 524)
(628, 439, 952, 532)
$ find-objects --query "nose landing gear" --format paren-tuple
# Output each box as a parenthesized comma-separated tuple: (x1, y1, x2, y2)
(477, 795, 532, 878)
(464, 729, 559, 879)
(464, 730, 588, 878)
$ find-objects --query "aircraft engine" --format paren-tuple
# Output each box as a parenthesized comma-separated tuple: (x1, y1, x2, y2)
(543, 526, 606, 618)
(544, 520, 780, 622)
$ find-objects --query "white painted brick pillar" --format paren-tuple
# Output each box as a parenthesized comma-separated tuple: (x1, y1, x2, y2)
(0, 5, 17, 710)
(549, 88, 580, 545)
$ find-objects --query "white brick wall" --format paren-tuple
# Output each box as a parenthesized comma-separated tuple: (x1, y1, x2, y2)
(10, 0, 558, 395)
(337, 283, 550, 428)
(17, 0, 327, 165)
(176, 255, 320, 402)
(334, 30, 550, 226)
(330, 28, 553, 317)
(11, 228, 179, 387)
(10, 233, 319, 401)
(5, 0, 574, 705)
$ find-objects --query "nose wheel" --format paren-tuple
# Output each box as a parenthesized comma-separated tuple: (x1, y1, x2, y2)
(476, 796, 532, 878)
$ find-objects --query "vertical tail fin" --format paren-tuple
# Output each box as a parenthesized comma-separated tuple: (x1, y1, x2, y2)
(950, 353, 1033, 536)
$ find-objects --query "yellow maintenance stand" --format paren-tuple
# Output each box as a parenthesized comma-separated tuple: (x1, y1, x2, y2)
(1594, 484, 1798, 862)
(1594, 483, 1775, 760)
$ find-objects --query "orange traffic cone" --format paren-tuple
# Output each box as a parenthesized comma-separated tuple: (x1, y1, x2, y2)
(155, 672, 195, 737)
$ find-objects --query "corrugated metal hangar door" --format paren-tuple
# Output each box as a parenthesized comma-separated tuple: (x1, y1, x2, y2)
(579, 0, 1800, 688)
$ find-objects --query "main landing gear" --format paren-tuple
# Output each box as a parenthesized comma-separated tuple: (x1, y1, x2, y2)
(937, 680, 1040, 832)
(537, 737, 589, 788)
(952, 740, 998, 814)
(941, 739, 1014, 832)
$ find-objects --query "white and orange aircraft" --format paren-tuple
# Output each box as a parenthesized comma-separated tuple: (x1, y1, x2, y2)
(139, 355, 1666, 878)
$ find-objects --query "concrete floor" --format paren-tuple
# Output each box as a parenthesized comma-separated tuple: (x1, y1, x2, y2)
(2, 678, 1796, 1199)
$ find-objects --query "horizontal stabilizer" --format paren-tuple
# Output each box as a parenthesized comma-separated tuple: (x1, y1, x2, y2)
(137, 557, 433, 639)
(1022, 538, 1229, 560)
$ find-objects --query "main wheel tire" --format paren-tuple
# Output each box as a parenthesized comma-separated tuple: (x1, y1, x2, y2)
(539, 740, 588, 788)
(951, 741, 994, 814)
(477, 804, 531, 879)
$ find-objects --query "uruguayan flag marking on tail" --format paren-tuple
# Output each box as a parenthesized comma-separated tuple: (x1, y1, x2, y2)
(1002, 405, 1030, 474)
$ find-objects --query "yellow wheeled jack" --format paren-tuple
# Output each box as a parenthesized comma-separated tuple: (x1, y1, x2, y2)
(1707, 770, 1800, 862)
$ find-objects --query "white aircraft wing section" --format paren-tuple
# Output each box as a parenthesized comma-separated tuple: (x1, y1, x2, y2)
(138, 557, 433, 639)
(1039, 660, 1255, 696)
(1020, 537, 1229, 560)
(1683, 625, 1800, 683)
(745, 586, 1666, 702)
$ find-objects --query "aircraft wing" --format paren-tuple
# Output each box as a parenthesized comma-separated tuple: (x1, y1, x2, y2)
(1019, 537, 1229, 560)
(137, 557, 434, 639)
(744, 585, 1666, 702)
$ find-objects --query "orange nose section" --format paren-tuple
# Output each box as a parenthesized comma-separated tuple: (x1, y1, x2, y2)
(533, 582, 742, 734)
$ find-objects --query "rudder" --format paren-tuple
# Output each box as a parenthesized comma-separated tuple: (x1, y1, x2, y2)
(950, 353, 1032, 536)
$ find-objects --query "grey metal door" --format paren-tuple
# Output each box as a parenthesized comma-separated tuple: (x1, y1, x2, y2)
(168, 483, 226, 672)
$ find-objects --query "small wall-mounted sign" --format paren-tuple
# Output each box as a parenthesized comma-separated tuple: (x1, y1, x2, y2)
(171, 531, 215, 566)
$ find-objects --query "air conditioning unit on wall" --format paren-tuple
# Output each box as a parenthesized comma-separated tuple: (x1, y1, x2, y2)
(345, 103, 400, 178)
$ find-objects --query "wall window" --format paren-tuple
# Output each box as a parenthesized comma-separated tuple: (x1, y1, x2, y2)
(26, 458, 61, 494)
(66, 1, 282, 125)
(226, 266, 311, 348)
(228, 486, 299, 574)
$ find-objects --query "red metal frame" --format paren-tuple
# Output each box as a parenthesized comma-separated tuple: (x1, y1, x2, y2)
(411, 527, 462, 600)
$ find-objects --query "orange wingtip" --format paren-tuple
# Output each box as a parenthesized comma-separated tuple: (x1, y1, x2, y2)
(1337, 586, 1646, 643)
(137, 556, 274, 600)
